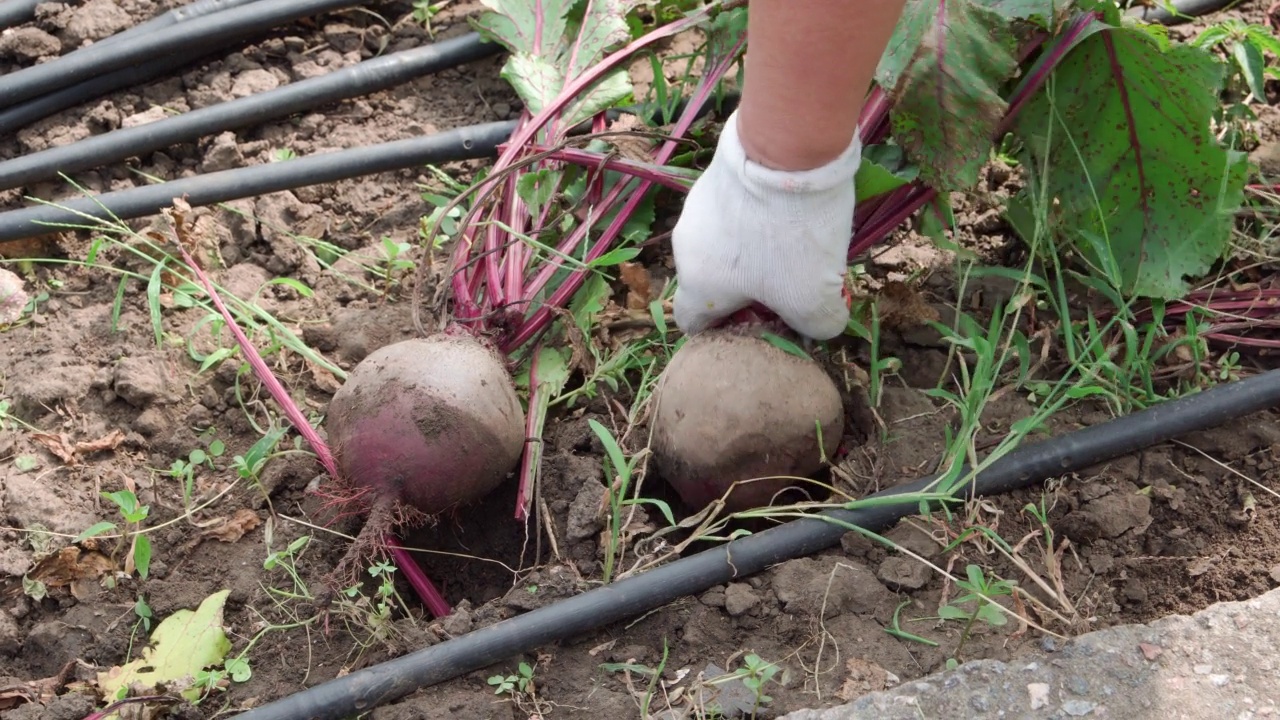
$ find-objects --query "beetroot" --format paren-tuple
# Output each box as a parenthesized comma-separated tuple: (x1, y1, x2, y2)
(650, 328, 845, 513)
(325, 334, 525, 516)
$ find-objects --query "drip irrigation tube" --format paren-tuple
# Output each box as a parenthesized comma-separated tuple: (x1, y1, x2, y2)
(0, 33, 501, 190)
(0, 120, 516, 242)
(0, 0, 362, 108)
(0, 0, 38, 32)
(94, 0, 267, 48)
(0, 51, 205, 137)
(233, 368, 1280, 720)
(0, 94, 734, 242)
(0, 0, 273, 135)
(1125, 0, 1241, 25)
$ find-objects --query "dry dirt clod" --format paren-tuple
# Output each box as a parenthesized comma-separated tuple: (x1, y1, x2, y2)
(3, 473, 98, 536)
(1059, 485, 1153, 544)
(113, 354, 177, 407)
(0, 27, 60, 62)
(61, 0, 131, 46)
(0, 609, 20, 656)
(877, 556, 932, 591)
(773, 557, 894, 619)
(724, 582, 760, 617)
(9, 363, 95, 417)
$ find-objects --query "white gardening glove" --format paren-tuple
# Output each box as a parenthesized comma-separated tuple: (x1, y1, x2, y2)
(671, 109, 861, 341)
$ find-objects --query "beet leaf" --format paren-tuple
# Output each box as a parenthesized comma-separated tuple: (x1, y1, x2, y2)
(472, 0, 636, 127)
(1008, 21, 1251, 299)
(874, 0, 1063, 191)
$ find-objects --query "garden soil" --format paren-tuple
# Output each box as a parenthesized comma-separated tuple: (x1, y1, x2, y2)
(2, 2, 1280, 719)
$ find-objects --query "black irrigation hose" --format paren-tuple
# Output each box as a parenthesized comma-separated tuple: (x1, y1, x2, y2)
(0, 0, 272, 134)
(233, 369, 1280, 720)
(1126, 0, 1242, 25)
(0, 0, 362, 108)
(0, 0, 39, 32)
(0, 92, 738, 242)
(0, 51, 208, 137)
(0, 33, 501, 190)
(0, 120, 516, 242)
(94, 0, 267, 48)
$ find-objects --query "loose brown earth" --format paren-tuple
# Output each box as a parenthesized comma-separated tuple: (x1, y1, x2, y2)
(2, 2, 1280, 719)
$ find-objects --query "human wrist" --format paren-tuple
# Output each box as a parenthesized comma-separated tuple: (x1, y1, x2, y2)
(736, 108, 858, 172)
(721, 110, 862, 193)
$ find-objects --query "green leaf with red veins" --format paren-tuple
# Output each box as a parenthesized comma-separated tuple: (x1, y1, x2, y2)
(1010, 26, 1249, 300)
(473, 0, 636, 126)
(875, 0, 1022, 192)
(471, 0, 569, 58)
(983, 0, 1076, 30)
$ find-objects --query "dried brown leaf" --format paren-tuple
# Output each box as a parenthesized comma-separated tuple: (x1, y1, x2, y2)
(31, 430, 126, 465)
(0, 660, 75, 711)
(605, 115, 656, 162)
(201, 509, 262, 544)
(74, 430, 126, 456)
(619, 262, 653, 310)
(27, 546, 117, 589)
(308, 361, 343, 394)
(0, 235, 58, 261)
(30, 433, 76, 464)
(875, 280, 940, 331)
(0, 688, 33, 712)
(836, 657, 894, 701)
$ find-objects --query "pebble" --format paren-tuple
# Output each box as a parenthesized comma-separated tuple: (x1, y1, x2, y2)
(1067, 675, 1091, 695)
(1028, 683, 1050, 710)
(1062, 700, 1097, 716)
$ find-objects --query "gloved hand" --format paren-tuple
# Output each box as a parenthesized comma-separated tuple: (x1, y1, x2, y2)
(670, 109, 862, 341)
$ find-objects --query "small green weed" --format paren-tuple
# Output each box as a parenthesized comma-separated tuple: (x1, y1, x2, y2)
(335, 559, 408, 649)
(76, 488, 153, 579)
(410, 0, 453, 36)
(487, 658, 551, 715)
(600, 640, 672, 717)
(488, 661, 535, 697)
(845, 291, 902, 416)
(737, 654, 784, 717)
(884, 599, 939, 647)
(938, 564, 1017, 668)
(166, 432, 226, 511)
(588, 419, 677, 584)
(702, 653, 787, 719)
(1190, 16, 1279, 146)
(374, 236, 415, 296)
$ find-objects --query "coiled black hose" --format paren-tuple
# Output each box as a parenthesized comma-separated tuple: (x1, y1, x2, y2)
(0, 120, 516, 242)
(0, 0, 362, 107)
(0, 33, 501, 190)
(232, 368, 1280, 720)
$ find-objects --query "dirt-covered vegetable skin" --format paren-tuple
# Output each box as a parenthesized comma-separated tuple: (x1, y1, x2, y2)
(325, 335, 525, 515)
(650, 329, 845, 513)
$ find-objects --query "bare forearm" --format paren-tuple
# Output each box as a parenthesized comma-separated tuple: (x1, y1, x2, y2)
(736, 0, 906, 171)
